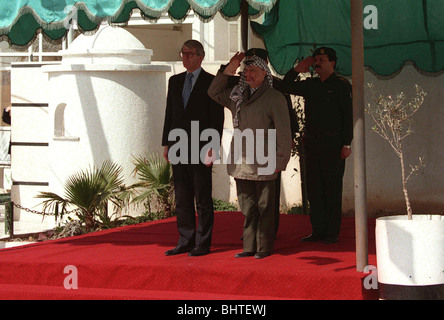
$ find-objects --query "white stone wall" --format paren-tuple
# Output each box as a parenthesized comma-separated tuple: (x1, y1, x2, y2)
(343, 65, 444, 215)
(10, 62, 54, 220)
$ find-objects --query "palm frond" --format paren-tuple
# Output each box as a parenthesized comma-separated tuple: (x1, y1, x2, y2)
(35, 191, 71, 220)
(130, 153, 174, 217)
(132, 154, 173, 195)
(36, 160, 127, 227)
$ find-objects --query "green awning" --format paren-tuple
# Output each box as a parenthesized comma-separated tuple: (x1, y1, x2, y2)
(252, 0, 444, 76)
(3, 1, 443, 76)
(0, 0, 277, 46)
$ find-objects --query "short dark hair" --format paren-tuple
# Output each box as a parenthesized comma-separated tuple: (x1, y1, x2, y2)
(182, 40, 205, 57)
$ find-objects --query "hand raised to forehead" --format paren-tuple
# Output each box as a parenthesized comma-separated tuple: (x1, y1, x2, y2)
(294, 56, 315, 73)
(224, 52, 245, 75)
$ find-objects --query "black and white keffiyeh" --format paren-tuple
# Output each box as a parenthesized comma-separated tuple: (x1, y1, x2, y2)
(229, 56, 273, 128)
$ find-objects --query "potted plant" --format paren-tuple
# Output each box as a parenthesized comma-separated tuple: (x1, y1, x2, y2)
(366, 84, 444, 300)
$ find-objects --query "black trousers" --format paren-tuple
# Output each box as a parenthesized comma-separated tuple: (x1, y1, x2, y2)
(274, 172, 281, 234)
(304, 135, 345, 239)
(172, 163, 214, 249)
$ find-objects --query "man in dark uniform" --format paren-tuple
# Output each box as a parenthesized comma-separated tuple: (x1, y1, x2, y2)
(225, 48, 298, 236)
(276, 47, 353, 244)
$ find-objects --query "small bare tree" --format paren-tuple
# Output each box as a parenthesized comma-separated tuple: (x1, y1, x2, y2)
(366, 83, 426, 220)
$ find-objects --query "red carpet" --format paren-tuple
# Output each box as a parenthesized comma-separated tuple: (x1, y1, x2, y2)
(0, 212, 377, 300)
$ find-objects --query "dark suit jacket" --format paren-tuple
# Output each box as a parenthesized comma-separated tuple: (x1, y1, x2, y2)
(162, 69, 224, 163)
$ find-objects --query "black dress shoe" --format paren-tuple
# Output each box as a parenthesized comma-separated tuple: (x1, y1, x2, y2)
(164, 245, 193, 256)
(254, 252, 271, 259)
(234, 251, 255, 258)
(301, 234, 322, 242)
(188, 246, 210, 256)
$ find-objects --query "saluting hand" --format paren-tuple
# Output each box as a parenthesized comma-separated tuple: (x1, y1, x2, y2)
(294, 56, 315, 73)
(223, 52, 245, 75)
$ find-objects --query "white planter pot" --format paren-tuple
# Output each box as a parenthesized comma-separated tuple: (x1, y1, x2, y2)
(375, 214, 444, 299)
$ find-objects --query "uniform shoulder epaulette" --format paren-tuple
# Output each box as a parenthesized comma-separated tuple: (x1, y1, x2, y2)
(337, 76, 352, 88)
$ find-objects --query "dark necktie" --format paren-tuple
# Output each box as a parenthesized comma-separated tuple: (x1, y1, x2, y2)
(182, 73, 194, 107)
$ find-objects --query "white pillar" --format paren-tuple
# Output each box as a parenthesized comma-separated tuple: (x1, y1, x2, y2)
(42, 26, 171, 197)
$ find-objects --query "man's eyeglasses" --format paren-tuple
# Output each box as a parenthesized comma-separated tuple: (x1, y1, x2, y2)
(180, 51, 199, 58)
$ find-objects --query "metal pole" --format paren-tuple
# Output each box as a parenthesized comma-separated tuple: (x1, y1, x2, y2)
(240, 0, 249, 51)
(351, 0, 368, 272)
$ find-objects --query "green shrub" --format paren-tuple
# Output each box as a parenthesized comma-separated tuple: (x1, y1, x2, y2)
(213, 198, 238, 211)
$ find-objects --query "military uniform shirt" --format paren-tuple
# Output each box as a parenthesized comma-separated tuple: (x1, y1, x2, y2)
(278, 69, 353, 146)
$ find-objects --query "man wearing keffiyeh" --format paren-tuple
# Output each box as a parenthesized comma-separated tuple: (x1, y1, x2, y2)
(229, 55, 274, 128)
(208, 52, 292, 259)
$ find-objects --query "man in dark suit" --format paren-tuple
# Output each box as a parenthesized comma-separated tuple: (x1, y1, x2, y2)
(162, 40, 224, 256)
